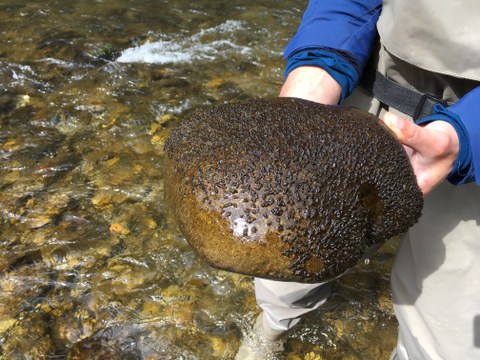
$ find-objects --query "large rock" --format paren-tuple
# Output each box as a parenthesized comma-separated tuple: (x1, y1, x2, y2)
(164, 97, 423, 283)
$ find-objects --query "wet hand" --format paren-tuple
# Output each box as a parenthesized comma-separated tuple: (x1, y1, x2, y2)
(381, 112, 460, 195)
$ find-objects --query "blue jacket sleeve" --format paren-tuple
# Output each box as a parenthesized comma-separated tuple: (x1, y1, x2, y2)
(283, 1, 382, 103)
(417, 87, 480, 185)
(284, 0, 382, 68)
(285, 48, 359, 103)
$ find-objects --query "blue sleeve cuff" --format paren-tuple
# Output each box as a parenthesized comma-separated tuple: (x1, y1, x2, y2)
(416, 104, 475, 185)
(447, 87, 480, 185)
(284, 0, 382, 70)
(284, 48, 359, 104)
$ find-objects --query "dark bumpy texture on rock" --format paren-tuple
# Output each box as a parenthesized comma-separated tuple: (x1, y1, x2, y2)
(164, 98, 423, 283)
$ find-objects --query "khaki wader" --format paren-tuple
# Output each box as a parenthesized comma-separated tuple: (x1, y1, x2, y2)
(256, 5, 480, 354)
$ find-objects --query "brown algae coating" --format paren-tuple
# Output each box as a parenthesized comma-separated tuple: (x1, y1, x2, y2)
(164, 97, 423, 283)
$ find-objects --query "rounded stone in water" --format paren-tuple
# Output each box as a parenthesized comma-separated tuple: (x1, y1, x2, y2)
(164, 97, 423, 283)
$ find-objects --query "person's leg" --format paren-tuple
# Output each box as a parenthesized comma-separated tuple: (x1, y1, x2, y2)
(238, 244, 384, 359)
(255, 231, 386, 337)
(255, 278, 332, 336)
(238, 278, 333, 359)
(391, 182, 480, 360)
(371, 43, 480, 359)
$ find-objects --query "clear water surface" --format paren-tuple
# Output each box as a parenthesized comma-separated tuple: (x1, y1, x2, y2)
(0, 1, 398, 359)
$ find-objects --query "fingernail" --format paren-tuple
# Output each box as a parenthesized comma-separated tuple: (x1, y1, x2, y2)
(386, 113, 404, 131)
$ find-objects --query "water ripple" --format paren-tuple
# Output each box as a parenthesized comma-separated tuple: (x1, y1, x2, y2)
(117, 20, 252, 64)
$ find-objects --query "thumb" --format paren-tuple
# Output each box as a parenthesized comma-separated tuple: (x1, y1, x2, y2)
(381, 112, 430, 153)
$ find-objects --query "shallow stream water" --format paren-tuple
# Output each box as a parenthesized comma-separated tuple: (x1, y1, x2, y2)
(0, 1, 397, 359)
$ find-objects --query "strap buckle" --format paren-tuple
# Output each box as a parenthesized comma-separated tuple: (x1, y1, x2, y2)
(413, 93, 449, 120)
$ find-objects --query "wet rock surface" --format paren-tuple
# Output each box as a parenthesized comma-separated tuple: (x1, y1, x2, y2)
(165, 98, 423, 282)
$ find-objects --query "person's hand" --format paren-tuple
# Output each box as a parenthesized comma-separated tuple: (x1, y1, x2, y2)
(381, 112, 460, 195)
(279, 66, 341, 105)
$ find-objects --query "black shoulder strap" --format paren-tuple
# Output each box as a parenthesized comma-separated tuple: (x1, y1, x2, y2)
(359, 65, 450, 120)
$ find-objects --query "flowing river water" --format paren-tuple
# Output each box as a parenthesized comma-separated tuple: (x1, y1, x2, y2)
(0, 1, 398, 359)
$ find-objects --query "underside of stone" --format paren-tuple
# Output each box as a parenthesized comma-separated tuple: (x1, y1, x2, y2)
(164, 97, 423, 283)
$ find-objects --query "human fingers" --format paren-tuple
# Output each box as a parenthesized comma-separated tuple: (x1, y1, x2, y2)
(381, 112, 435, 155)
(381, 112, 459, 194)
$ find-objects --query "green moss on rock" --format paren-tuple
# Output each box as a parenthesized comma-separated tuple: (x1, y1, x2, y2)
(164, 97, 423, 282)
